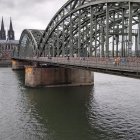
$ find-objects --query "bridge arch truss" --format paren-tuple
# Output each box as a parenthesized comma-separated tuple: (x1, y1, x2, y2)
(39, 0, 140, 58)
(15, 29, 44, 58)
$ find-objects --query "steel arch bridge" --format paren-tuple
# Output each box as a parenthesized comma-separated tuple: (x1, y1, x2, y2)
(16, 0, 140, 59)
(16, 29, 44, 58)
(38, 0, 140, 58)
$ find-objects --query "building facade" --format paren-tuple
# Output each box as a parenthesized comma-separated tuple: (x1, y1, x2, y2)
(0, 17, 19, 60)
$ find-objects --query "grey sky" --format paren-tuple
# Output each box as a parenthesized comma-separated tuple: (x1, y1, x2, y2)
(0, 0, 67, 40)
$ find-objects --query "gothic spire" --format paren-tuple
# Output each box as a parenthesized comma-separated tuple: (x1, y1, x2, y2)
(8, 17, 15, 40)
(9, 17, 13, 31)
(0, 17, 6, 40)
(1, 17, 5, 31)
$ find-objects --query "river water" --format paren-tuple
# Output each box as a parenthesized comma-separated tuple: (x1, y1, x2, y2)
(0, 68, 140, 140)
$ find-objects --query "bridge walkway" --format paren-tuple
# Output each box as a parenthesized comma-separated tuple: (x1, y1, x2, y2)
(14, 57, 140, 75)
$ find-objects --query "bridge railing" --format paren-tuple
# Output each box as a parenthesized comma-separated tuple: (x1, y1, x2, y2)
(36, 57, 140, 73)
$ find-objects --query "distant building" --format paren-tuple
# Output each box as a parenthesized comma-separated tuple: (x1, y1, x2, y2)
(0, 17, 19, 60)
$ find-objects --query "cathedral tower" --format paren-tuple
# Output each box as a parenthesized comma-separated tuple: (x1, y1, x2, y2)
(0, 17, 6, 40)
(8, 17, 15, 40)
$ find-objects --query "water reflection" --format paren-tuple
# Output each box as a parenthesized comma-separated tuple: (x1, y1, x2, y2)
(14, 70, 94, 139)
(1, 69, 140, 140)
(20, 86, 94, 140)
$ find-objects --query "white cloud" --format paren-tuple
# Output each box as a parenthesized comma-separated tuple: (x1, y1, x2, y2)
(0, 0, 67, 40)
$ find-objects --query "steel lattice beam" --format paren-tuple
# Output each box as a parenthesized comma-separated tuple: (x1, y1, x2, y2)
(17, 0, 140, 58)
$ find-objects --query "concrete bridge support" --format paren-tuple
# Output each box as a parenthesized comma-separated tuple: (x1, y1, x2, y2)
(12, 59, 29, 70)
(25, 66, 94, 87)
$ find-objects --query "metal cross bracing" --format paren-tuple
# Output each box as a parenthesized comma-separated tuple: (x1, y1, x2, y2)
(37, 0, 140, 58)
(16, 29, 44, 58)
(12, 0, 140, 77)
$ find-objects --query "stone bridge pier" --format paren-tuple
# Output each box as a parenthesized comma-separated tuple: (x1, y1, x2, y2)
(25, 66, 94, 87)
(12, 59, 94, 87)
(12, 59, 30, 70)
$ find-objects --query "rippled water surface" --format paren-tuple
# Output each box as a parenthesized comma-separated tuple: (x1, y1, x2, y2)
(0, 68, 140, 140)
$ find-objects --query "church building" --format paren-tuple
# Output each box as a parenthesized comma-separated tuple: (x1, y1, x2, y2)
(0, 17, 19, 60)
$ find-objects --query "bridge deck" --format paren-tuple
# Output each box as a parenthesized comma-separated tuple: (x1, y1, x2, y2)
(13, 57, 140, 78)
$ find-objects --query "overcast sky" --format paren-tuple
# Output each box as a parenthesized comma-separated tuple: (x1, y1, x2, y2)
(0, 0, 68, 40)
